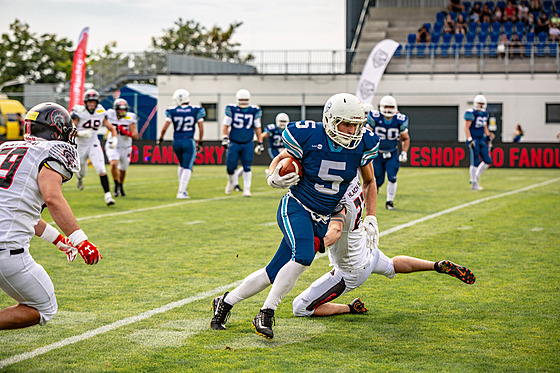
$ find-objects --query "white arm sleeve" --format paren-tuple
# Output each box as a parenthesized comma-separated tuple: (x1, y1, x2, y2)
(222, 116, 232, 126)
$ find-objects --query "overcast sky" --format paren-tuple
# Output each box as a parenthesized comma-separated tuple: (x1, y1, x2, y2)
(0, 0, 346, 53)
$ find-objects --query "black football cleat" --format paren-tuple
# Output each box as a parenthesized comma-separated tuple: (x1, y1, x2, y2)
(233, 185, 242, 192)
(252, 308, 275, 339)
(435, 260, 476, 284)
(348, 298, 368, 314)
(210, 292, 233, 330)
(386, 201, 395, 210)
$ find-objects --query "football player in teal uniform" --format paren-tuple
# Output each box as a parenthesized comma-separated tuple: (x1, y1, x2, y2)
(211, 93, 380, 339)
(366, 96, 410, 209)
(262, 112, 289, 159)
(464, 95, 494, 190)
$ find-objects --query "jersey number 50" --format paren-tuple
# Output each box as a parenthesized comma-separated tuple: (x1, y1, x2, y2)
(374, 127, 400, 141)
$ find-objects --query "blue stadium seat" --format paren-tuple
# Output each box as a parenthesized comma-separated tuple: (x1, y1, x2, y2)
(536, 42, 547, 56)
(436, 11, 446, 24)
(526, 32, 536, 43)
(428, 42, 439, 56)
(424, 23, 432, 33)
(466, 32, 477, 43)
(478, 32, 489, 43)
(431, 33, 441, 45)
(491, 22, 502, 34)
(449, 12, 458, 22)
(464, 42, 475, 57)
(486, 1, 495, 11)
(440, 42, 451, 57)
(555, 1, 560, 11)
(461, 11, 470, 21)
(480, 22, 490, 34)
(515, 22, 526, 36)
(503, 21, 514, 35)
(416, 43, 427, 57)
(474, 1, 483, 8)
(452, 42, 463, 56)
(549, 42, 558, 57)
(454, 33, 465, 44)
(394, 44, 403, 58)
(405, 43, 415, 57)
(408, 33, 417, 44)
(433, 22, 444, 35)
(490, 32, 501, 43)
(442, 33, 453, 43)
(488, 42, 498, 57)
(476, 42, 486, 57)
(496, 1, 506, 9)
(538, 32, 548, 43)
(524, 42, 533, 57)
(543, 0, 553, 13)
(468, 22, 478, 34)
(463, 1, 472, 12)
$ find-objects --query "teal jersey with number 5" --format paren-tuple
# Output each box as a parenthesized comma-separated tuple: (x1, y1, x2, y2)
(282, 121, 379, 215)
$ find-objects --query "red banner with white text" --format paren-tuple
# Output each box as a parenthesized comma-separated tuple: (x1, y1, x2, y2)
(68, 27, 89, 112)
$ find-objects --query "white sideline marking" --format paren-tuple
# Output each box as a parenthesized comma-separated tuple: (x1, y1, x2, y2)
(0, 281, 241, 369)
(4, 177, 559, 368)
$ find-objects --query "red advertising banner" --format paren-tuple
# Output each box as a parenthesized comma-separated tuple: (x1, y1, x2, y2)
(125, 141, 559, 168)
(68, 27, 89, 112)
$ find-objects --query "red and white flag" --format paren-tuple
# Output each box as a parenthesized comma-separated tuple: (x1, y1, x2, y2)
(68, 27, 89, 111)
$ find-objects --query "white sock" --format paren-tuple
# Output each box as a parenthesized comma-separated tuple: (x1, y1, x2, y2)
(228, 173, 236, 185)
(177, 167, 185, 192)
(262, 261, 307, 311)
(224, 268, 271, 306)
(469, 166, 477, 183)
(387, 181, 397, 202)
(243, 171, 252, 192)
(179, 168, 192, 193)
(234, 167, 243, 185)
(475, 162, 489, 182)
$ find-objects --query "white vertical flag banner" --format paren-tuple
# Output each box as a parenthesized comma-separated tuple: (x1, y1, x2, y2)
(355, 39, 400, 105)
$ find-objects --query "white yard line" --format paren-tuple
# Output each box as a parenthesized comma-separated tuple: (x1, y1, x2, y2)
(2, 177, 559, 369)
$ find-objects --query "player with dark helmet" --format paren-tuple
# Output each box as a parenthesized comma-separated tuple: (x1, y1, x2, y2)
(24, 102, 77, 145)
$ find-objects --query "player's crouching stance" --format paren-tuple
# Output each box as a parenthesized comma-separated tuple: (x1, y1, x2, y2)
(210, 93, 380, 339)
(292, 176, 475, 318)
(0, 103, 102, 330)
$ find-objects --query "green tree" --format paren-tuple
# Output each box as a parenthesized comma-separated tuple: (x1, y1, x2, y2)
(151, 18, 253, 63)
(0, 19, 73, 92)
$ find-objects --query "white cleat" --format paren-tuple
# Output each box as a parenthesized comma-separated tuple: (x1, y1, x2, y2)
(77, 178, 84, 190)
(471, 182, 484, 191)
(176, 191, 190, 199)
(104, 192, 115, 206)
(243, 189, 252, 197)
(225, 180, 233, 195)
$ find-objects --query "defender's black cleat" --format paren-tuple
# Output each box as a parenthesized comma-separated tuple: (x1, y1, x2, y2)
(348, 298, 367, 314)
(234, 185, 242, 192)
(119, 184, 126, 197)
(386, 201, 395, 210)
(210, 292, 233, 330)
(252, 308, 275, 339)
(435, 260, 476, 284)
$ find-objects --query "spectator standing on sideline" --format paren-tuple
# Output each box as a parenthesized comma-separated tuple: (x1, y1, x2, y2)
(513, 124, 524, 143)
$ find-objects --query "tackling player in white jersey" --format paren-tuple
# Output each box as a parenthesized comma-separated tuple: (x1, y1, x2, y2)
(0, 102, 102, 330)
(292, 176, 475, 317)
(71, 89, 118, 206)
(105, 98, 139, 197)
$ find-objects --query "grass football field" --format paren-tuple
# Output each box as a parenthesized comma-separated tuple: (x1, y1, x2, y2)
(0, 165, 559, 372)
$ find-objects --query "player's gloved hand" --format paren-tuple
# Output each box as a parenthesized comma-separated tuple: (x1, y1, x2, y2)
(254, 142, 264, 155)
(107, 136, 118, 149)
(486, 137, 493, 150)
(53, 234, 78, 262)
(221, 136, 229, 149)
(118, 125, 133, 137)
(156, 137, 163, 146)
(361, 215, 379, 249)
(196, 141, 203, 153)
(77, 129, 93, 138)
(467, 137, 475, 149)
(314, 236, 325, 253)
(75, 240, 102, 265)
(398, 151, 408, 163)
(267, 163, 300, 189)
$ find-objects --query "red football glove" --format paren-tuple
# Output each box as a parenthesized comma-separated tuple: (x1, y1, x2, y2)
(75, 240, 102, 265)
(117, 125, 133, 137)
(314, 236, 325, 253)
(53, 234, 78, 262)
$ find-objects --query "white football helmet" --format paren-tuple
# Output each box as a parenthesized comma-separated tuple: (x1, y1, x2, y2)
(275, 112, 290, 129)
(236, 89, 251, 108)
(473, 94, 487, 111)
(363, 103, 374, 116)
(322, 93, 366, 149)
(379, 96, 398, 118)
(173, 89, 190, 105)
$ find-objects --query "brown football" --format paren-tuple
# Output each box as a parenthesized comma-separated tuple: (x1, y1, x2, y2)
(278, 157, 303, 177)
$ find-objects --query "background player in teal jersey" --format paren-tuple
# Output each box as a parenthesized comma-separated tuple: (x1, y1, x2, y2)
(366, 96, 410, 209)
(210, 93, 380, 339)
(222, 89, 263, 197)
(158, 89, 205, 199)
(464, 95, 494, 191)
(262, 112, 289, 159)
